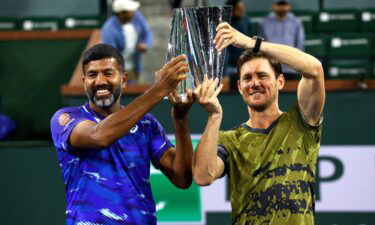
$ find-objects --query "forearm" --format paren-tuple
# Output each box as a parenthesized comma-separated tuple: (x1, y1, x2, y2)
(171, 117, 193, 188)
(193, 113, 222, 186)
(93, 86, 166, 147)
(260, 42, 322, 79)
(239, 36, 322, 79)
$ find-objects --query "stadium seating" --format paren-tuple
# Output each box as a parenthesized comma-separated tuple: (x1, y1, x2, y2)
(294, 10, 316, 34)
(0, 18, 19, 30)
(62, 16, 103, 30)
(20, 17, 61, 31)
(361, 9, 375, 31)
(316, 10, 360, 33)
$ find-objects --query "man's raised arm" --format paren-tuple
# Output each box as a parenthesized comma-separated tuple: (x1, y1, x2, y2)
(214, 22, 325, 125)
(192, 77, 225, 186)
(70, 55, 189, 149)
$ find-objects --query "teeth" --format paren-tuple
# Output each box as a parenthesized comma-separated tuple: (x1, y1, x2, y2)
(96, 90, 110, 95)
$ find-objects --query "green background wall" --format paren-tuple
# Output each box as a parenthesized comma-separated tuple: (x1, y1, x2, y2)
(0, 40, 87, 140)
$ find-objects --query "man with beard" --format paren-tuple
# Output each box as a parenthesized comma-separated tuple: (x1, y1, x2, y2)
(50, 43, 193, 225)
(259, 0, 305, 80)
(192, 22, 325, 225)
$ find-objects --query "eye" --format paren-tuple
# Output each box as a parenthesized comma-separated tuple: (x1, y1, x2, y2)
(104, 70, 115, 77)
(87, 72, 96, 79)
(242, 75, 251, 81)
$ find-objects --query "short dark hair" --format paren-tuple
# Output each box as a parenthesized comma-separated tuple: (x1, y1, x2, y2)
(237, 49, 282, 79)
(226, 0, 242, 8)
(82, 43, 125, 75)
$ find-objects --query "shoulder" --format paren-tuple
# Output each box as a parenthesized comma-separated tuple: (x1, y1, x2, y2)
(219, 124, 245, 142)
(133, 10, 146, 20)
(50, 106, 87, 135)
(288, 13, 303, 25)
(51, 106, 84, 123)
(282, 103, 322, 129)
(262, 13, 274, 22)
(102, 16, 120, 31)
(138, 113, 164, 130)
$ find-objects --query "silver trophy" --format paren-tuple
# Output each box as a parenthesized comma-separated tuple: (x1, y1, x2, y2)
(166, 6, 232, 101)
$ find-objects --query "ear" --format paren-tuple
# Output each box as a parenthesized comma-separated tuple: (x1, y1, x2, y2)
(277, 74, 285, 91)
(122, 72, 128, 88)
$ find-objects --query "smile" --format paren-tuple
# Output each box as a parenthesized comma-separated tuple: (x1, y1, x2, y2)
(249, 91, 265, 96)
(95, 89, 111, 96)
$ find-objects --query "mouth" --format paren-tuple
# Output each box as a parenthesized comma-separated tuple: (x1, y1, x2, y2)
(249, 91, 265, 96)
(95, 89, 112, 97)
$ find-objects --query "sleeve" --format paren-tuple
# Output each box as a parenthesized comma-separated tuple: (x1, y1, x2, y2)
(258, 15, 267, 38)
(101, 27, 118, 49)
(50, 108, 88, 152)
(296, 19, 305, 51)
(292, 103, 323, 160)
(134, 11, 153, 47)
(217, 130, 232, 178)
(101, 18, 121, 50)
(217, 144, 229, 178)
(148, 115, 174, 168)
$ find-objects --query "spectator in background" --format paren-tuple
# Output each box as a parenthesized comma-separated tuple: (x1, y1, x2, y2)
(0, 113, 15, 140)
(101, 0, 153, 84)
(260, 0, 305, 80)
(224, 0, 252, 91)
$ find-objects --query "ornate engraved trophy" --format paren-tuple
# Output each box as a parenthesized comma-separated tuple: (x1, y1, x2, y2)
(166, 6, 232, 101)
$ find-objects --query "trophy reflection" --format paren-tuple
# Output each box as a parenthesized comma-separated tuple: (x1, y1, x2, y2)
(166, 6, 232, 101)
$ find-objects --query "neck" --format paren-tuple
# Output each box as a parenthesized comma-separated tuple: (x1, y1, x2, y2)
(89, 101, 122, 117)
(246, 103, 282, 129)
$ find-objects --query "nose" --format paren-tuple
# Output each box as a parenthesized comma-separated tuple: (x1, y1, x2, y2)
(95, 73, 107, 86)
(251, 77, 261, 88)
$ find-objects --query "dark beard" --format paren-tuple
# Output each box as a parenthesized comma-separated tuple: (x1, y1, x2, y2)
(245, 92, 277, 112)
(86, 84, 122, 109)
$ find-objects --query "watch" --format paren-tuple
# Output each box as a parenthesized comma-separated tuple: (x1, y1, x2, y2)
(252, 36, 264, 53)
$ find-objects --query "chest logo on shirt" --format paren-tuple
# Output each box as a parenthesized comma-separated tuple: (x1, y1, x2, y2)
(58, 113, 71, 126)
(130, 125, 138, 133)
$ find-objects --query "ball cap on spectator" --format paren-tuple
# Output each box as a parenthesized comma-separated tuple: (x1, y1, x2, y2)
(273, 0, 290, 4)
(112, 0, 140, 13)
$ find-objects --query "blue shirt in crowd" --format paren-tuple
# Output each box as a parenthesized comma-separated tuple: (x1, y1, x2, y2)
(101, 11, 153, 74)
(260, 12, 305, 74)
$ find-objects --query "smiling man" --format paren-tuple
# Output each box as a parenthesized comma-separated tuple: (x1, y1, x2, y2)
(193, 22, 325, 225)
(50, 43, 194, 225)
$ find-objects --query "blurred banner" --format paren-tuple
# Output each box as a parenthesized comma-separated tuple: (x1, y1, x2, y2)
(156, 136, 375, 224)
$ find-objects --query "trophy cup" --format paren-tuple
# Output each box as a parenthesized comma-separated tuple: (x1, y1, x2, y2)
(166, 6, 232, 101)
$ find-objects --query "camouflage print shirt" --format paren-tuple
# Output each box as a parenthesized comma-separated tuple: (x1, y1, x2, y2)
(218, 103, 322, 225)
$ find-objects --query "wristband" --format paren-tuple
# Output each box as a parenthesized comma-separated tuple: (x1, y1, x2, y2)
(252, 36, 264, 53)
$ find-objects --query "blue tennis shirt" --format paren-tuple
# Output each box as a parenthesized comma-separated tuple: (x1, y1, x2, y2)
(50, 102, 173, 225)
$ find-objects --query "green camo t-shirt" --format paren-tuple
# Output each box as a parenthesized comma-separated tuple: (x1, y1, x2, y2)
(218, 103, 322, 225)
